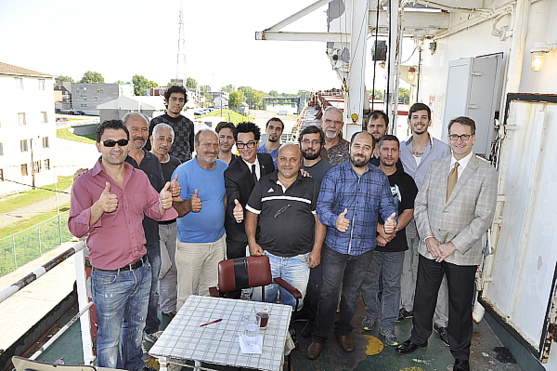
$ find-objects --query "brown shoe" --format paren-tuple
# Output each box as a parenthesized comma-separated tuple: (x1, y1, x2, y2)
(307, 342, 323, 360)
(336, 334, 354, 352)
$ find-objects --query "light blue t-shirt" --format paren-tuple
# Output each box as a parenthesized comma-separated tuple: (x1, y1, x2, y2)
(258, 144, 279, 166)
(172, 158, 227, 243)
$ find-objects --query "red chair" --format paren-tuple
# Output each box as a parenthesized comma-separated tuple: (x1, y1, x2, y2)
(209, 255, 302, 311)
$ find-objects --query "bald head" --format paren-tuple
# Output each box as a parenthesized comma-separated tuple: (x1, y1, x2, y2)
(277, 144, 302, 180)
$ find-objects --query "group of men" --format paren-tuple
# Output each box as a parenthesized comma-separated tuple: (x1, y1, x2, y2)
(69, 93, 497, 371)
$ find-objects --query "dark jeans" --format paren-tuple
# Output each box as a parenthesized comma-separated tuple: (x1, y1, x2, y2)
(313, 244, 373, 344)
(305, 263, 322, 321)
(145, 242, 161, 334)
(410, 255, 476, 361)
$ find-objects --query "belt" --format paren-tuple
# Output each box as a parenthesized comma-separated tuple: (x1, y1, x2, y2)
(93, 255, 147, 273)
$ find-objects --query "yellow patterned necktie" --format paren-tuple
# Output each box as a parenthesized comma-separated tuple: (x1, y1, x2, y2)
(446, 162, 460, 201)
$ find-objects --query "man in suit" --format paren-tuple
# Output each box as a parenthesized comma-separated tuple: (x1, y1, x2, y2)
(396, 116, 498, 371)
(224, 122, 274, 260)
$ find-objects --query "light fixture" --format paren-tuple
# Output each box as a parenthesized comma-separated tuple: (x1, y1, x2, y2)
(530, 41, 556, 72)
(408, 67, 416, 81)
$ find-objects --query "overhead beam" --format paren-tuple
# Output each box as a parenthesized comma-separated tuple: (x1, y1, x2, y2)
(265, 0, 333, 31)
(369, 10, 450, 30)
(255, 31, 350, 42)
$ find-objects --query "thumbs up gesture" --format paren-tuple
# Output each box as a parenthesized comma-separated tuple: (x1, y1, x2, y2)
(159, 182, 173, 210)
(170, 174, 181, 197)
(98, 182, 118, 213)
(233, 199, 244, 223)
(384, 212, 397, 234)
(336, 208, 350, 232)
(190, 189, 202, 212)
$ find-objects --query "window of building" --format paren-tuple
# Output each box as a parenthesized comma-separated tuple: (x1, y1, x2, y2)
(15, 77, 23, 90)
(18, 112, 26, 126)
(42, 111, 48, 123)
(44, 159, 50, 170)
(42, 137, 49, 148)
(20, 140, 29, 152)
(21, 164, 28, 176)
(0, 143, 3, 156)
(38, 79, 46, 90)
(33, 161, 41, 173)
(81, 103, 88, 107)
(0, 169, 3, 181)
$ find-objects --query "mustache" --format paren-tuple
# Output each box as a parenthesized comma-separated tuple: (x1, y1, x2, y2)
(158, 144, 169, 150)
(133, 136, 146, 141)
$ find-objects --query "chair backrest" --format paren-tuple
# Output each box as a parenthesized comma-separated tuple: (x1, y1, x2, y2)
(217, 255, 272, 293)
(12, 356, 97, 371)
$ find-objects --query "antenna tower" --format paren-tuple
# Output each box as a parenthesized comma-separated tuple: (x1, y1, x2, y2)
(176, 0, 186, 85)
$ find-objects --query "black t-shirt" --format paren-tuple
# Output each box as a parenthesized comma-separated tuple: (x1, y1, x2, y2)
(375, 168, 418, 253)
(160, 155, 182, 182)
(301, 158, 333, 185)
(148, 114, 195, 163)
(246, 172, 320, 257)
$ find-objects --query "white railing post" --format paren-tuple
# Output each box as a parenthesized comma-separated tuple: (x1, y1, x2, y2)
(74, 247, 94, 365)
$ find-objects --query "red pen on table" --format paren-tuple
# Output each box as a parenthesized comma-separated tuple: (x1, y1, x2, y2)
(200, 318, 223, 327)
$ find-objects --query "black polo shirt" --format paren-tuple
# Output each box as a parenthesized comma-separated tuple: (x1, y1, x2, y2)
(246, 171, 320, 257)
(126, 149, 165, 246)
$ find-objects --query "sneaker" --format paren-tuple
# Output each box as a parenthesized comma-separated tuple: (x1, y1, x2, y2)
(380, 329, 399, 346)
(397, 308, 413, 322)
(362, 316, 376, 331)
(144, 330, 163, 343)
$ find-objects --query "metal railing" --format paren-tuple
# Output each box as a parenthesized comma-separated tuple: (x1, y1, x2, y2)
(0, 211, 75, 276)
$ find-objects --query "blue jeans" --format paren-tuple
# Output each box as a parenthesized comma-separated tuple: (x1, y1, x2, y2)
(145, 242, 161, 334)
(91, 263, 151, 370)
(361, 250, 405, 331)
(313, 244, 373, 344)
(252, 251, 310, 311)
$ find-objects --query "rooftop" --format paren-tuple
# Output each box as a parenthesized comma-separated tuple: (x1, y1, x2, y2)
(0, 62, 53, 78)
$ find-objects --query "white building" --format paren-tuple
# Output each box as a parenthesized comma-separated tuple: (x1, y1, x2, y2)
(0, 62, 56, 196)
(71, 83, 134, 115)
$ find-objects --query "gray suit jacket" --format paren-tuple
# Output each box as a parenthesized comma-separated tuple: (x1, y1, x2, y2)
(414, 154, 498, 266)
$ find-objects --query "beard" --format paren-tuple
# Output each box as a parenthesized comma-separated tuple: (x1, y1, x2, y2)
(350, 154, 370, 168)
(302, 149, 320, 160)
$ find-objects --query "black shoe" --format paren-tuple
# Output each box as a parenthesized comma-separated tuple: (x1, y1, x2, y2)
(397, 308, 413, 322)
(453, 359, 470, 371)
(301, 320, 314, 338)
(434, 324, 450, 346)
(395, 339, 427, 354)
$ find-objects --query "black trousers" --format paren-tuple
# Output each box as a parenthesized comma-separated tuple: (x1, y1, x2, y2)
(226, 238, 247, 259)
(410, 255, 477, 361)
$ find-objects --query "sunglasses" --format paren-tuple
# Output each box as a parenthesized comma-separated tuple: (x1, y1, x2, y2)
(102, 139, 129, 147)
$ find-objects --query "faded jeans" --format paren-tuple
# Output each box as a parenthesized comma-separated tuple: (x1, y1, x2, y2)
(145, 242, 161, 334)
(159, 222, 178, 314)
(313, 245, 373, 344)
(91, 263, 151, 370)
(361, 250, 405, 331)
(251, 251, 310, 311)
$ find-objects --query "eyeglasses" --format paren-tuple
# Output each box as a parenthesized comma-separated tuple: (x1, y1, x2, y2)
(236, 141, 256, 149)
(301, 139, 322, 145)
(102, 139, 129, 147)
(448, 134, 473, 142)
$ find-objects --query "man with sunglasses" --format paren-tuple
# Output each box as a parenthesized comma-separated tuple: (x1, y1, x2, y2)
(396, 116, 498, 371)
(224, 122, 274, 262)
(69, 120, 177, 371)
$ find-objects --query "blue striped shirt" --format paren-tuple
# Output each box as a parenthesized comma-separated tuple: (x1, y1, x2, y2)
(317, 161, 397, 255)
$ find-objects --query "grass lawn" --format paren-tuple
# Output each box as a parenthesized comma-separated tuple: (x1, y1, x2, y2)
(202, 109, 254, 124)
(0, 206, 71, 240)
(0, 176, 73, 214)
(57, 126, 96, 144)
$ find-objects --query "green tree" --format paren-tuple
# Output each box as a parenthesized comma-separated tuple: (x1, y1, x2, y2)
(368, 89, 383, 100)
(222, 84, 235, 93)
(132, 74, 158, 96)
(114, 80, 127, 84)
(186, 77, 197, 89)
(228, 90, 246, 110)
(55, 75, 74, 84)
(78, 70, 105, 83)
(398, 87, 410, 104)
(268, 90, 279, 97)
(238, 86, 266, 109)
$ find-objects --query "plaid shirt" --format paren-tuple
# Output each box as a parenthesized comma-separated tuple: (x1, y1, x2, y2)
(149, 114, 195, 163)
(317, 161, 397, 255)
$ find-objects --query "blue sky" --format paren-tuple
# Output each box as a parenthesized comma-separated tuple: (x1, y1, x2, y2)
(0, 0, 346, 93)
